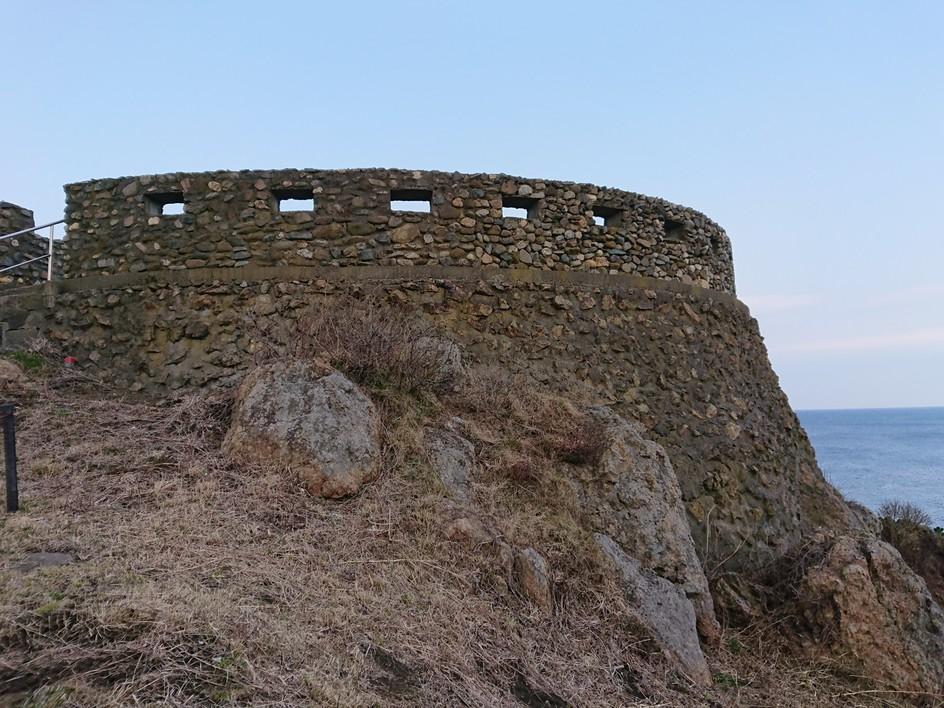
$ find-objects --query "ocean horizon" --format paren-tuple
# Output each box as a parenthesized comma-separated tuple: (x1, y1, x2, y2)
(797, 405, 944, 528)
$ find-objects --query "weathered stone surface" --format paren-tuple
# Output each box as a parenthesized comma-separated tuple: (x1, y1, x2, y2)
(0, 358, 26, 388)
(57, 169, 734, 292)
(13, 552, 76, 573)
(390, 223, 420, 245)
(0, 202, 48, 287)
(513, 547, 554, 612)
(424, 424, 474, 502)
(595, 533, 710, 686)
(578, 407, 718, 641)
(223, 361, 380, 498)
(2, 267, 852, 570)
(444, 516, 491, 545)
(792, 534, 944, 694)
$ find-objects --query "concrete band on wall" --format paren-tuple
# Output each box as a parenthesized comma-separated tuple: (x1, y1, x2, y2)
(0, 264, 846, 570)
(62, 169, 735, 293)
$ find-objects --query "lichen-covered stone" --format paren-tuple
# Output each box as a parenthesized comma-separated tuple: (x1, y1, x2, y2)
(595, 533, 710, 685)
(223, 361, 381, 498)
(791, 535, 944, 694)
(424, 424, 475, 502)
(579, 407, 719, 641)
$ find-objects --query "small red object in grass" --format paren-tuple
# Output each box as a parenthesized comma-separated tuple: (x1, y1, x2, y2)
(63, 356, 78, 367)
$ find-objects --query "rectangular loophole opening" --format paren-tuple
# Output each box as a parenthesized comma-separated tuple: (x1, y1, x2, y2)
(390, 188, 432, 213)
(273, 188, 315, 213)
(663, 217, 687, 241)
(593, 205, 621, 228)
(145, 192, 186, 217)
(502, 195, 539, 220)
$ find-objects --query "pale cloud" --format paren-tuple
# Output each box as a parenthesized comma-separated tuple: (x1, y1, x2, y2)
(741, 293, 820, 314)
(776, 327, 944, 354)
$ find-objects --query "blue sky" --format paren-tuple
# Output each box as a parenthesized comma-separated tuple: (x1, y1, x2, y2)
(3, 1, 942, 409)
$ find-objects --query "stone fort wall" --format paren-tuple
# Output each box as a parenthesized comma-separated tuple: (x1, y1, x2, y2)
(0, 264, 847, 571)
(2, 169, 847, 571)
(0, 202, 47, 288)
(62, 169, 735, 293)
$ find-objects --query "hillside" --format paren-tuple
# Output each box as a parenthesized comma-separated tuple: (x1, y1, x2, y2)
(1, 312, 940, 707)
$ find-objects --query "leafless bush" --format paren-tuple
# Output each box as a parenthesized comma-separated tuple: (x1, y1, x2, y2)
(878, 500, 932, 527)
(256, 298, 462, 395)
(551, 415, 608, 466)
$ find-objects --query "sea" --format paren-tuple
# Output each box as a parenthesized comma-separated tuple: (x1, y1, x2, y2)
(797, 406, 944, 528)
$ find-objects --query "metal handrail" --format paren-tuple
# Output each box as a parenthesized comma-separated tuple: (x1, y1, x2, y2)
(0, 255, 48, 274)
(0, 219, 65, 281)
(0, 219, 64, 242)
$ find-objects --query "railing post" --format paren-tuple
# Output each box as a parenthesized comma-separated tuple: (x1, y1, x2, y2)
(47, 224, 54, 281)
(2, 403, 17, 513)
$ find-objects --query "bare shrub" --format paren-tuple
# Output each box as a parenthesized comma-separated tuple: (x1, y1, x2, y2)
(550, 415, 608, 466)
(498, 451, 541, 483)
(878, 500, 932, 527)
(256, 297, 461, 396)
(877, 500, 944, 607)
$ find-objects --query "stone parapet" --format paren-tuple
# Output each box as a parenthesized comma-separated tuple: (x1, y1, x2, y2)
(62, 169, 735, 293)
(0, 202, 46, 288)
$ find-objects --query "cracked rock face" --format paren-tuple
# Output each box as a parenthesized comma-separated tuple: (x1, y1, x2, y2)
(578, 407, 719, 642)
(793, 535, 944, 694)
(424, 423, 475, 503)
(223, 361, 381, 498)
(595, 533, 710, 686)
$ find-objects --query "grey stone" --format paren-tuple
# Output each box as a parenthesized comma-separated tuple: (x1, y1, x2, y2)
(424, 424, 475, 502)
(223, 362, 381, 498)
(579, 407, 718, 641)
(513, 547, 553, 612)
(14, 552, 76, 573)
(595, 533, 709, 685)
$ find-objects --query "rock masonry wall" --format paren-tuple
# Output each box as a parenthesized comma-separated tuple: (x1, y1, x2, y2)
(1, 265, 848, 570)
(62, 169, 735, 293)
(0, 202, 46, 288)
(2, 171, 846, 570)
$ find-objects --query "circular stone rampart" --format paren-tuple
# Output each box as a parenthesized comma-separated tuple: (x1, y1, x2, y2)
(62, 168, 735, 293)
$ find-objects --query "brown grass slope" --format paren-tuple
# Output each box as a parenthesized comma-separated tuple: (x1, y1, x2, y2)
(0, 343, 910, 707)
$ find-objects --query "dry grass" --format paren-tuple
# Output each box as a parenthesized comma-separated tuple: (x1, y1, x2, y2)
(0, 353, 909, 706)
(253, 298, 461, 397)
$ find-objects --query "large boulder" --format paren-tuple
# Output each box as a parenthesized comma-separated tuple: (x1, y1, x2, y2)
(791, 534, 944, 694)
(595, 533, 710, 686)
(223, 361, 381, 498)
(577, 407, 719, 641)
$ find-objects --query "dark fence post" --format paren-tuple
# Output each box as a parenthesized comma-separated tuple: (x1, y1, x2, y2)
(2, 403, 16, 513)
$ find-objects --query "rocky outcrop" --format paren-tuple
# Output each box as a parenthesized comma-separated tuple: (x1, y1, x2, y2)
(790, 534, 944, 694)
(577, 408, 719, 641)
(424, 423, 474, 503)
(512, 547, 554, 612)
(595, 533, 710, 686)
(223, 361, 381, 498)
